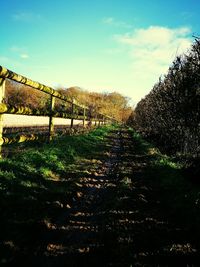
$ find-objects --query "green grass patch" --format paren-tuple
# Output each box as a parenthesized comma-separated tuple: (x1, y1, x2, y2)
(129, 128, 200, 231)
(0, 125, 116, 263)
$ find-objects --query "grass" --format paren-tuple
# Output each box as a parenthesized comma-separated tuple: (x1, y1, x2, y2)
(129, 127, 200, 229)
(101, 127, 200, 265)
(0, 124, 116, 264)
(104, 127, 200, 237)
(1, 124, 199, 265)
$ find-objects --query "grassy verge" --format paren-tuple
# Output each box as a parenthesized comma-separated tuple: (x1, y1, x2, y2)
(129, 128, 200, 231)
(0, 124, 115, 264)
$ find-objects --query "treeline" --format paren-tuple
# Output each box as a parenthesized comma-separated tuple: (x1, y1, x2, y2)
(5, 81, 132, 122)
(129, 38, 200, 157)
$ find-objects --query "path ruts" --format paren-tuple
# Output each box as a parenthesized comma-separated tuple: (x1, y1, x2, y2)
(15, 127, 199, 266)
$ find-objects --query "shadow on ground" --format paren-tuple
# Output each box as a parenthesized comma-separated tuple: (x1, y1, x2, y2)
(1, 128, 200, 266)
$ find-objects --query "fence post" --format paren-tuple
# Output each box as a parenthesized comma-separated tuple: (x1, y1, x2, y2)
(98, 117, 101, 127)
(71, 100, 74, 128)
(48, 95, 55, 142)
(83, 107, 86, 127)
(0, 78, 5, 156)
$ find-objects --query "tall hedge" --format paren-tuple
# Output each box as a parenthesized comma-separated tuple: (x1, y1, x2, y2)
(132, 38, 200, 156)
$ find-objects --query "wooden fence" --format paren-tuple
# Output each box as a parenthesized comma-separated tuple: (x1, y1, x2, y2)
(0, 65, 114, 150)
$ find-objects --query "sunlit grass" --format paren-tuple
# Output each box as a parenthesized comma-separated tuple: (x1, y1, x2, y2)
(156, 157, 183, 169)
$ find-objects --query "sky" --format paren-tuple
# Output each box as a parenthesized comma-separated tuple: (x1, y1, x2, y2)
(0, 0, 200, 105)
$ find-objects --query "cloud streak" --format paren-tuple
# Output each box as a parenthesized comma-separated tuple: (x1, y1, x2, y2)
(20, 54, 29, 59)
(12, 12, 42, 22)
(10, 46, 30, 60)
(114, 25, 192, 101)
(102, 17, 132, 28)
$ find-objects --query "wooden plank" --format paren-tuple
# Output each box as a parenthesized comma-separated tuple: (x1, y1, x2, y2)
(0, 134, 46, 145)
(0, 66, 115, 124)
(49, 95, 55, 141)
(83, 107, 86, 127)
(0, 66, 118, 123)
(0, 65, 116, 151)
(0, 65, 87, 109)
(0, 103, 88, 120)
(71, 100, 74, 128)
(0, 78, 5, 156)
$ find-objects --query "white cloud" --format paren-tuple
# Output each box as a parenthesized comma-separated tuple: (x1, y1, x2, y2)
(20, 54, 29, 59)
(102, 17, 132, 28)
(103, 17, 114, 24)
(12, 12, 42, 22)
(10, 46, 19, 52)
(10, 46, 29, 59)
(115, 26, 191, 51)
(114, 25, 192, 102)
(10, 46, 25, 53)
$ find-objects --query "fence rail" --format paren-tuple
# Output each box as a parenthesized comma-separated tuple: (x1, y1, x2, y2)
(0, 65, 114, 150)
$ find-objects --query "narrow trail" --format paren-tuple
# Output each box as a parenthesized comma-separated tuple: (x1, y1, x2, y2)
(14, 127, 199, 266)
(33, 129, 127, 266)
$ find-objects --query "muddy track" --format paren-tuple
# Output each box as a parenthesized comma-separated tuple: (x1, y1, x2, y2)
(12, 127, 200, 266)
(32, 128, 126, 266)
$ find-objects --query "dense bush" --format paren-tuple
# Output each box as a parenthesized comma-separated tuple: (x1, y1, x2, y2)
(131, 38, 200, 157)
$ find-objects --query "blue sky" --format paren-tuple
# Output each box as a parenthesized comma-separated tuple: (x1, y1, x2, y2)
(1, 0, 200, 104)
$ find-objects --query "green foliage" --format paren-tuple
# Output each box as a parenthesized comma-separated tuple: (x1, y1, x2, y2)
(128, 127, 156, 154)
(131, 37, 200, 157)
(156, 157, 182, 169)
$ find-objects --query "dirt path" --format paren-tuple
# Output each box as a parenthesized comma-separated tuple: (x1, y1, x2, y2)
(30, 128, 125, 266)
(14, 127, 199, 266)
